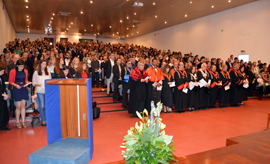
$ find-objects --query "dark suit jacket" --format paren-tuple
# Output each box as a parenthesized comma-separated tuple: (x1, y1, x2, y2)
(113, 64, 124, 83)
(105, 59, 115, 79)
(226, 62, 232, 71)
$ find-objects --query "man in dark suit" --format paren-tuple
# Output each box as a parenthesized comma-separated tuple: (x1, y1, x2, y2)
(22, 52, 34, 82)
(91, 55, 100, 87)
(105, 53, 115, 96)
(122, 60, 133, 109)
(226, 58, 232, 71)
(0, 65, 10, 131)
(113, 58, 124, 102)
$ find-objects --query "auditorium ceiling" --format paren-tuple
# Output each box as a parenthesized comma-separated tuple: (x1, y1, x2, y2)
(3, 0, 257, 39)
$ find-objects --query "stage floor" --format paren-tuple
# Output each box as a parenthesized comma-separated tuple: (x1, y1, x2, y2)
(0, 98, 269, 164)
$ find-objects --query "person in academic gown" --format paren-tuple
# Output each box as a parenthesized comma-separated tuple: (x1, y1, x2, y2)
(122, 60, 133, 110)
(174, 62, 189, 113)
(112, 58, 124, 102)
(218, 64, 231, 107)
(248, 65, 256, 97)
(197, 63, 210, 109)
(130, 61, 148, 117)
(187, 66, 199, 111)
(170, 60, 179, 105)
(161, 65, 173, 113)
(145, 59, 164, 111)
(240, 66, 248, 102)
(208, 65, 221, 108)
(229, 63, 242, 106)
(0, 65, 10, 130)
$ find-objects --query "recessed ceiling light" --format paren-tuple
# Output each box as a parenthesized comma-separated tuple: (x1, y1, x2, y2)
(25, 0, 28, 2)
(127, 35, 129, 37)
(81, 11, 83, 14)
(52, 13, 55, 16)
(126, 16, 129, 19)
(26, 6, 28, 8)
(127, 27, 129, 30)
(71, 22, 73, 25)
(84, 29, 86, 31)
(190, 1, 192, 4)
(97, 33, 99, 35)
(228, 0, 231, 2)
(211, 5, 214, 8)
(155, 15, 157, 18)
(50, 21, 52, 23)
(132, 33, 133, 35)
(134, 12, 136, 15)
(66, 28, 68, 30)
(109, 26, 112, 28)
(132, 25, 135, 27)
(69, 26, 71, 28)
(117, 32, 119, 34)
(185, 14, 187, 17)
(91, 24, 93, 26)
(120, 20, 122, 23)
(26, 15, 29, 18)
(112, 34, 114, 36)
(51, 17, 53, 20)
(137, 31, 139, 33)
(27, 19, 29, 21)
(165, 21, 167, 24)
(48, 24, 50, 26)
(27, 25, 29, 27)
(153, 2, 155, 5)
(90, 1, 93, 3)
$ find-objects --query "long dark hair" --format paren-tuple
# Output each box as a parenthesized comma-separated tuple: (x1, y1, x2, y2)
(15, 59, 25, 72)
(37, 60, 49, 76)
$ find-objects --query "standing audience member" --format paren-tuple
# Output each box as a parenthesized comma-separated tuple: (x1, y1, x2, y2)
(161, 65, 173, 113)
(91, 55, 100, 87)
(187, 66, 199, 111)
(122, 60, 133, 110)
(9, 59, 31, 129)
(32, 60, 51, 126)
(112, 58, 124, 102)
(219, 64, 231, 107)
(229, 63, 242, 107)
(197, 63, 210, 109)
(106, 53, 115, 96)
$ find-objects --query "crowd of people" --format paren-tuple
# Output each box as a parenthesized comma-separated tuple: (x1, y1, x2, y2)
(0, 38, 270, 130)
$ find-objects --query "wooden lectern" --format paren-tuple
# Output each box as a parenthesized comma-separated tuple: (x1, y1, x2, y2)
(45, 78, 94, 160)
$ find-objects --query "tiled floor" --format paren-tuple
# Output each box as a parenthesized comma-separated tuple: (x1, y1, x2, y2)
(0, 98, 269, 164)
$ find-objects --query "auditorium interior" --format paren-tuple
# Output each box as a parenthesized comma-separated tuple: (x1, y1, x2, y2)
(0, 0, 270, 164)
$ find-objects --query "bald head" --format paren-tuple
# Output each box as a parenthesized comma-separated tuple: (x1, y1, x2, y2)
(13, 54, 20, 64)
(201, 63, 207, 71)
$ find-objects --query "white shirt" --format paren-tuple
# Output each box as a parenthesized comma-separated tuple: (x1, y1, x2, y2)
(65, 59, 70, 66)
(110, 59, 115, 73)
(32, 71, 52, 94)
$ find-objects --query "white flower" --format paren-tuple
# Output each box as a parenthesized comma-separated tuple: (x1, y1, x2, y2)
(120, 145, 126, 148)
(135, 122, 139, 130)
(136, 111, 143, 119)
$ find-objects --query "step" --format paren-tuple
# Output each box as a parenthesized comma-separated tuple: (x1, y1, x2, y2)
(92, 87, 106, 92)
(92, 91, 108, 98)
(93, 97, 122, 104)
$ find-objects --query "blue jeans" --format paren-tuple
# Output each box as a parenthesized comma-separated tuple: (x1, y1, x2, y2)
(37, 93, 46, 122)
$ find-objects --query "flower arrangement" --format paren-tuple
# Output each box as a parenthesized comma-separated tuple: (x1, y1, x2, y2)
(121, 102, 176, 164)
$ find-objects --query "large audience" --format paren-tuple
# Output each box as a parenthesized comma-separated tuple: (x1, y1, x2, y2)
(0, 38, 270, 130)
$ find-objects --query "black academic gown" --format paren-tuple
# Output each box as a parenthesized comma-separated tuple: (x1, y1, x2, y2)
(229, 69, 241, 105)
(0, 76, 9, 129)
(218, 71, 231, 106)
(174, 70, 188, 112)
(197, 69, 210, 109)
(122, 66, 132, 108)
(187, 73, 199, 108)
(240, 73, 248, 101)
(208, 71, 220, 108)
(248, 70, 256, 97)
(161, 75, 173, 107)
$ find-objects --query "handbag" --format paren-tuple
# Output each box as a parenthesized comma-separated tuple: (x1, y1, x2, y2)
(31, 116, 41, 127)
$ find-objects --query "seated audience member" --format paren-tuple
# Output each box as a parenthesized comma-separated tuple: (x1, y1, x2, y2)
(75, 61, 91, 78)
(9, 59, 31, 129)
(32, 60, 51, 126)
(0, 65, 10, 130)
(70, 57, 80, 77)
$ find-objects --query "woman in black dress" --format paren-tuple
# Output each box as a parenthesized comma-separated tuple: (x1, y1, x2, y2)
(9, 59, 31, 129)
(187, 66, 199, 111)
(161, 65, 173, 113)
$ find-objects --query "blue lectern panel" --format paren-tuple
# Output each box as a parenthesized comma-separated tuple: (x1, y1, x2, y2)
(86, 79, 94, 160)
(45, 79, 62, 144)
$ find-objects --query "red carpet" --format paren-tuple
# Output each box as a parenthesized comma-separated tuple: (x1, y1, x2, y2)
(0, 98, 269, 164)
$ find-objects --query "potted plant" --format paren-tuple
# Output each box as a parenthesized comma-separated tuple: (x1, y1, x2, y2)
(121, 102, 176, 164)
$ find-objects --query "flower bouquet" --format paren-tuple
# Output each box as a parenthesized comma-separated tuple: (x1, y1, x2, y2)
(121, 102, 176, 164)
